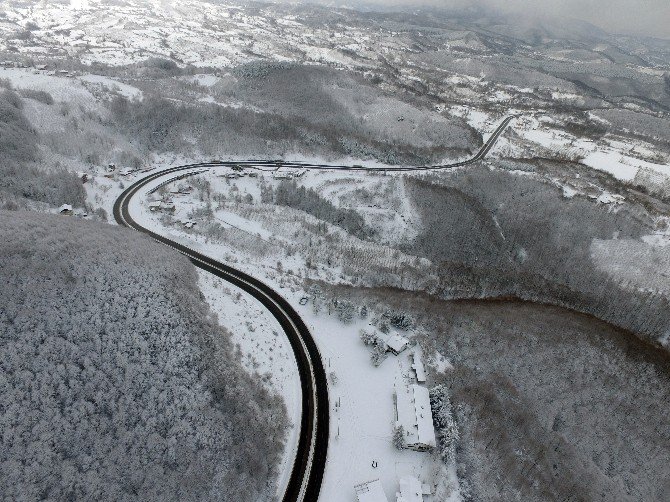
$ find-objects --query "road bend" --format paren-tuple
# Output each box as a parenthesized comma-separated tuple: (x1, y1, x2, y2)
(112, 115, 514, 502)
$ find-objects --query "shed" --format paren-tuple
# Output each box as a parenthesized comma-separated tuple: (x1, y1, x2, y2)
(355, 479, 389, 502)
(59, 204, 73, 215)
(411, 351, 426, 383)
(386, 334, 409, 355)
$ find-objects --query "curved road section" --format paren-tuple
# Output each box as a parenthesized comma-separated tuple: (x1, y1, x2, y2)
(113, 116, 514, 502)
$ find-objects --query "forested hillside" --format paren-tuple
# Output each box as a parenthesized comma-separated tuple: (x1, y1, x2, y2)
(403, 166, 670, 347)
(0, 211, 287, 501)
(0, 85, 83, 210)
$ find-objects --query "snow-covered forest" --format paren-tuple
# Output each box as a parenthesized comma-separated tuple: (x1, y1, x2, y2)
(0, 211, 287, 501)
(0, 0, 669, 500)
(0, 85, 84, 210)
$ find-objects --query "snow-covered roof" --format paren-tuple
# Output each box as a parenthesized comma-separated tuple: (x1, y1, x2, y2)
(387, 334, 409, 354)
(394, 382, 436, 450)
(355, 479, 389, 502)
(148, 201, 162, 207)
(59, 204, 73, 213)
(411, 351, 426, 383)
(396, 476, 423, 502)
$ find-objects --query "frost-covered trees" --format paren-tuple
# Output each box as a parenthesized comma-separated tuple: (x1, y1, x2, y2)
(392, 425, 407, 450)
(272, 179, 372, 239)
(430, 385, 459, 464)
(383, 309, 415, 330)
(359, 329, 378, 346)
(404, 172, 670, 346)
(0, 88, 84, 208)
(335, 299, 356, 323)
(0, 212, 287, 501)
(359, 329, 387, 366)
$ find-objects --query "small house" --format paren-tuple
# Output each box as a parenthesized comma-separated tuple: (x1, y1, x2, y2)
(149, 201, 175, 213)
(355, 479, 389, 502)
(59, 204, 73, 215)
(386, 334, 409, 356)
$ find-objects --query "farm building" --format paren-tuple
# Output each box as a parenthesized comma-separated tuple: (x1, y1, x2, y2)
(355, 479, 389, 502)
(410, 351, 426, 383)
(386, 334, 409, 355)
(395, 476, 426, 502)
(394, 382, 436, 452)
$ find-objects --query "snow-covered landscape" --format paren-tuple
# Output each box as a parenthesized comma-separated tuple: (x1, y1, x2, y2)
(1, 0, 670, 501)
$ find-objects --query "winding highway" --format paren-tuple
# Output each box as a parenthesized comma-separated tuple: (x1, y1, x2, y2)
(113, 116, 514, 502)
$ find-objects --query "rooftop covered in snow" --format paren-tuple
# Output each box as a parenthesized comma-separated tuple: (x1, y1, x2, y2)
(355, 479, 389, 502)
(394, 382, 436, 452)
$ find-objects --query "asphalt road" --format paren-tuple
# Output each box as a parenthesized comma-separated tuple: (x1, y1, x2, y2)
(112, 116, 514, 502)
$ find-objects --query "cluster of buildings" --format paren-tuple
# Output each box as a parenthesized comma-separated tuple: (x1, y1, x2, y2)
(0, 60, 79, 77)
(381, 335, 435, 451)
(354, 331, 437, 502)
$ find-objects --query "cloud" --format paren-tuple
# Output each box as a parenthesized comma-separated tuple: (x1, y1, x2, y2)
(334, 0, 670, 39)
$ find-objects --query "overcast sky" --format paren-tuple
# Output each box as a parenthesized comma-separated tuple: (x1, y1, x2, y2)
(338, 0, 670, 39)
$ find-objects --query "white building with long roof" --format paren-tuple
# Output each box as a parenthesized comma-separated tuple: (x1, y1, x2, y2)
(394, 381, 436, 452)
